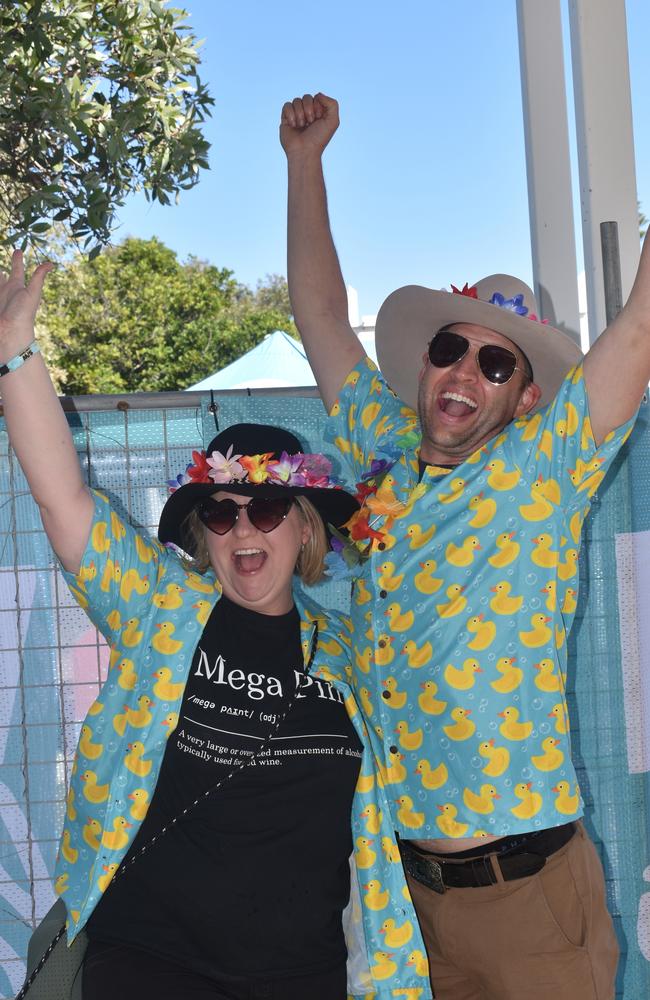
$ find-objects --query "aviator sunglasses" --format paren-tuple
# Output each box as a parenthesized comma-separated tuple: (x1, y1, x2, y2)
(196, 496, 294, 535)
(428, 329, 531, 385)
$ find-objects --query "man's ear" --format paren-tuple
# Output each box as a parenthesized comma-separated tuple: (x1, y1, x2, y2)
(418, 351, 429, 383)
(514, 379, 542, 417)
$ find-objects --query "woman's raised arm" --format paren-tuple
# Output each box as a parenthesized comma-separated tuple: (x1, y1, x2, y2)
(0, 251, 93, 572)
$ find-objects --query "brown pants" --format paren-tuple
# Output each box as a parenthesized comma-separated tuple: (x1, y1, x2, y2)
(404, 823, 619, 1000)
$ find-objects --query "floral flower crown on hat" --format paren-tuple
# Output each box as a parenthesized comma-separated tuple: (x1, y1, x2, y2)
(168, 444, 342, 492)
(451, 282, 549, 324)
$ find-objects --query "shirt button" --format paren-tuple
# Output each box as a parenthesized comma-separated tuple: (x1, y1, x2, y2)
(378, 638, 386, 649)
(379, 589, 388, 599)
(377, 542, 386, 551)
(382, 690, 391, 700)
(389, 744, 399, 755)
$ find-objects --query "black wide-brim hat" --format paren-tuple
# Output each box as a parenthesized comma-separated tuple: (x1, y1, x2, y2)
(158, 423, 359, 554)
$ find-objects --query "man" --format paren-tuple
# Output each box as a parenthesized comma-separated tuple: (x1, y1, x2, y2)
(281, 91, 650, 1000)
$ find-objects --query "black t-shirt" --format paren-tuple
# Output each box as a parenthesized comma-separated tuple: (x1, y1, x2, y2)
(89, 596, 363, 979)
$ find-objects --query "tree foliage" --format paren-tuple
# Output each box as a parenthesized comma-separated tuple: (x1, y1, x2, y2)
(0, 0, 212, 257)
(41, 237, 296, 394)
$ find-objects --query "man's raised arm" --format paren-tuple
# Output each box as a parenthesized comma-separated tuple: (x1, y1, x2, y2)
(583, 228, 650, 444)
(281, 93, 365, 412)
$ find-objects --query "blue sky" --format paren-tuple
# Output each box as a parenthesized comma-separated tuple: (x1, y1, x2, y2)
(116, 0, 649, 321)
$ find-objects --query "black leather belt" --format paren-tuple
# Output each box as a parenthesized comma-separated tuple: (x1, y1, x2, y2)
(399, 822, 576, 894)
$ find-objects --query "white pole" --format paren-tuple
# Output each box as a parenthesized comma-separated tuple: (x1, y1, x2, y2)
(516, 0, 580, 344)
(568, 0, 639, 344)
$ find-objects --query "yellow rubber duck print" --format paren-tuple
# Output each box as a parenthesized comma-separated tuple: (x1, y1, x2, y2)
(490, 657, 522, 694)
(405, 522, 437, 549)
(116, 657, 138, 691)
(467, 491, 496, 528)
(375, 634, 395, 668)
(534, 659, 563, 693)
(552, 781, 580, 814)
(540, 581, 557, 612)
(355, 835, 377, 869)
(438, 477, 466, 504)
(498, 706, 533, 741)
(54, 874, 69, 896)
(436, 803, 469, 837)
(533, 474, 562, 505)
(354, 578, 373, 605)
(531, 737, 564, 771)
(519, 613, 552, 648)
(510, 782, 543, 820)
(402, 638, 433, 668)
(66, 787, 76, 821)
(356, 771, 375, 795)
(381, 676, 407, 709)
(515, 409, 541, 439)
(106, 608, 122, 631)
(121, 617, 144, 648)
(161, 711, 179, 737)
(78, 560, 97, 584)
(152, 621, 183, 655)
(489, 581, 524, 615)
(558, 548, 579, 581)
(531, 534, 559, 569)
(407, 949, 430, 977)
(488, 532, 520, 568)
(443, 707, 475, 741)
(478, 738, 510, 777)
(80, 770, 109, 804)
(128, 788, 150, 821)
(380, 918, 413, 948)
(536, 427, 554, 461)
(135, 534, 156, 563)
(436, 584, 467, 618)
(91, 521, 110, 554)
(101, 816, 133, 851)
(462, 783, 501, 815)
(377, 561, 404, 592)
(414, 559, 443, 595)
(100, 558, 121, 593)
(415, 759, 448, 790)
(125, 741, 153, 777)
(123, 694, 155, 729)
(561, 588, 578, 614)
(82, 817, 102, 851)
(466, 614, 496, 651)
(381, 836, 402, 864)
(384, 602, 415, 633)
(548, 702, 570, 734)
(486, 459, 521, 491)
(152, 582, 186, 610)
(185, 571, 218, 594)
(396, 795, 425, 829)
(394, 720, 423, 751)
(555, 401, 579, 438)
(192, 599, 212, 625)
(370, 950, 398, 980)
(381, 749, 407, 785)
(445, 535, 482, 567)
(355, 645, 372, 674)
(418, 680, 447, 715)
(360, 804, 383, 835)
(152, 667, 185, 701)
(360, 686, 374, 717)
(363, 880, 390, 911)
(361, 400, 381, 429)
(444, 657, 482, 690)
(519, 483, 554, 521)
(79, 724, 103, 760)
(120, 568, 150, 601)
(61, 830, 78, 865)
(97, 863, 119, 893)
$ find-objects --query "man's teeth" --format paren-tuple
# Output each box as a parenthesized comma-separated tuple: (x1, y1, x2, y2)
(442, 391, 478, 409)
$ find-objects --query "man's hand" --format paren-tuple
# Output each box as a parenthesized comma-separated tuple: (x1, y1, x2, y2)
(280, 93, 339, 159)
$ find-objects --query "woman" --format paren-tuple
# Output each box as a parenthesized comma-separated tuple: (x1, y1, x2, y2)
(2, 253, 431, 1000)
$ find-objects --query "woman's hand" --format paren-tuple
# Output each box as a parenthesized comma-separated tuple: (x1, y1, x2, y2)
(0, 250, 53, 356)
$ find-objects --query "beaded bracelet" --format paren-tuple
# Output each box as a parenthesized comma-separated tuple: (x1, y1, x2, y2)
(0, 340, 40, 377)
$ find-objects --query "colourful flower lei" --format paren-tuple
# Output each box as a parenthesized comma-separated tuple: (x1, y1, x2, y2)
(168, 445, 341, 492)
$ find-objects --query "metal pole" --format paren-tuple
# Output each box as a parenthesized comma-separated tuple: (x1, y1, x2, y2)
(600, 221, 624, 324)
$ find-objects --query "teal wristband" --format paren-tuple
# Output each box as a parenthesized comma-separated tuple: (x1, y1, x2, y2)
(0, 340, 40, 377)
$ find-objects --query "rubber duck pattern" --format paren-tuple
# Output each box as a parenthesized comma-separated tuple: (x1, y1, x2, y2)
(326, 357, 636, 839)
(55, 491, 430, 1000)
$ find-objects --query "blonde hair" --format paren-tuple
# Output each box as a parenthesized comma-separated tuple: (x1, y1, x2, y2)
(179, 495, 328, 585)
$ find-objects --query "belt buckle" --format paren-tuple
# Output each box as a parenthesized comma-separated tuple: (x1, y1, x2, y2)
(406, 854, 446, 894)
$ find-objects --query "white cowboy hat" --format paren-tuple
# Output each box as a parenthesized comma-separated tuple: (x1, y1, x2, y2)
(375, 274, 583, 411)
